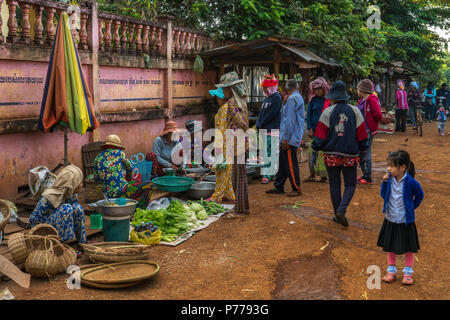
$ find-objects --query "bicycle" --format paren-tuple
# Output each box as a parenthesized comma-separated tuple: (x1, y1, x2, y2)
(415, 106, 425, 136)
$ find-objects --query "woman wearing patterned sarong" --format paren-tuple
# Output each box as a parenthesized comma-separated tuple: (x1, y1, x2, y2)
(219, 72, 250, 215)
(30, 164, 86, 243)
(208, 86, 235, 203)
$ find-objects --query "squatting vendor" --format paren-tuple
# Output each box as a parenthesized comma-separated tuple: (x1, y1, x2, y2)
(94, 134, 151, 209)
(146, 120, 185, 176)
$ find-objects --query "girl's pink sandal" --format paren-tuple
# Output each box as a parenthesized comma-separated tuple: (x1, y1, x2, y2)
(402, 274, 413, 285)
(261, 178, 270, 184)
(382, 272, 396, 283)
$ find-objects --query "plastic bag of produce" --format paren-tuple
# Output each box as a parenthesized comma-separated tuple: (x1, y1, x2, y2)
(146, 197, 171, 211)
(130, 229, 162, 245)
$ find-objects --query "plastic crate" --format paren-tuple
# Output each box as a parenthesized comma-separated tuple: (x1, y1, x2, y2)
(130, 153, 153, 183)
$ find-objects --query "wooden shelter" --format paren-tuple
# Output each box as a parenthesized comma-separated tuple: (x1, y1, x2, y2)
(196, 36, 341, 110)
(374, 61, 421, 108)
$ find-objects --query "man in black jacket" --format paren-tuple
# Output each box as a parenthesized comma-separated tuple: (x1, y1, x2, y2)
(312, 81, 368, 227)
(256, 75, 282, 184)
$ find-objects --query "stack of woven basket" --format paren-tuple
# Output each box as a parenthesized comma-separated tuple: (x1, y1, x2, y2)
(7, 224, 77, 278)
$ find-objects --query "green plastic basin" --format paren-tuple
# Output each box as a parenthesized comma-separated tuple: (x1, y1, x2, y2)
(151, 176, 195, 192)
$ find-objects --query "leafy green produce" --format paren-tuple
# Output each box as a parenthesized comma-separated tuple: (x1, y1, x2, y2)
(188, 199, 227, 215)
(188, 202, 204, 213)
(196, 210, 208, 220)
(133, 200, 198, 242)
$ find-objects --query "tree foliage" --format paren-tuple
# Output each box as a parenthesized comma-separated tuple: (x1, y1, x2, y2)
(95, 0, 449, 78)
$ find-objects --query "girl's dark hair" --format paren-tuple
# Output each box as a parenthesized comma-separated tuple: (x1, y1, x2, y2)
(387, 149, 415, 178)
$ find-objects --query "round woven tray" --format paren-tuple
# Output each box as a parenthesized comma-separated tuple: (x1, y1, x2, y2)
(81, 242, 152, 263)
(81, 260, 160, 284)
(79, 264, 144, 289)
(0, 202, 11, 231)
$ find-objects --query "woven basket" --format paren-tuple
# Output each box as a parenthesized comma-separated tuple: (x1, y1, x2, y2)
(81, 242, 152, 263)
(7, 232, 30, 264)
(0, 201, 11, 231)
(56, 244, 77, 273)
(29, 223, 59, 240)
(85, 180, 104, 203)
(25, 236, 60, 278)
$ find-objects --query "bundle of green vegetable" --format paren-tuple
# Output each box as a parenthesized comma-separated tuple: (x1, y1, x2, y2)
(187, 199, 227, 216)
(133, 200, 198, 242)
(186, 201, 208, 220)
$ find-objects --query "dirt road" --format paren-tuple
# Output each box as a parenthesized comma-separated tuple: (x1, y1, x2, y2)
(3, 122, 449, 300)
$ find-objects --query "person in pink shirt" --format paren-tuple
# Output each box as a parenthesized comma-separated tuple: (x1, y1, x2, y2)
(395, 80, 408, 132)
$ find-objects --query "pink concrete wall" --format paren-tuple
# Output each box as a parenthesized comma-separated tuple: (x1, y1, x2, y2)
(99, 66, 165, 112)
(0, 114, 205, 199)
(0, 60, 91, 120)
(172, 70, 216, 107)
(0, 129, 89, 199)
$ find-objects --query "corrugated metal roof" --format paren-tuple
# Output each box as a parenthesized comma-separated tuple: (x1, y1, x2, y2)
(279, 44, 341, 67)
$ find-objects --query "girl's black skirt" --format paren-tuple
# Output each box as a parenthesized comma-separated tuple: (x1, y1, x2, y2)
(377, 218, 420, 254)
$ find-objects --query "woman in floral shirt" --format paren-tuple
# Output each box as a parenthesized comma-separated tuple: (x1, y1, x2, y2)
(94, 134, 151, 209)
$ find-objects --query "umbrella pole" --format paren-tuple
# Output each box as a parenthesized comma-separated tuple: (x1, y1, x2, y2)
(64, 127, 69, 166)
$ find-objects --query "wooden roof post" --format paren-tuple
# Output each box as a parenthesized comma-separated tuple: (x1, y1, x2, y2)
(250, 66, 254, 105)
(158, 15, 174, 117)
(273, 46, 280, 78)
(289, 63, 296, 79)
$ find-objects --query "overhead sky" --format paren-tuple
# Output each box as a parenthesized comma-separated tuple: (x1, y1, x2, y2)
(432, 27, 449, 51)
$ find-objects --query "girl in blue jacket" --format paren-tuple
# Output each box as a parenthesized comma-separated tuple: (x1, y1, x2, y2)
(377, 150, 424, 285)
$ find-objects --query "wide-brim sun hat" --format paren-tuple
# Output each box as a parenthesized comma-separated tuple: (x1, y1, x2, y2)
(185, 120, 202, 134)
(215, 71, 244, 88)
(104, 134, 125, 149)
(325, 80, 351, 101)
(160, 120, 179, 136)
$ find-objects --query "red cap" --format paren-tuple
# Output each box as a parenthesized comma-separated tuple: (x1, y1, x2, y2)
(261, 75, 278, 87)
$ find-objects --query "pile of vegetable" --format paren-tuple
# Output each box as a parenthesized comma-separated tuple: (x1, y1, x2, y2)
(188, 199, 227, 216)
(133, 200, 198, 242)
(132, 199, 228, 242)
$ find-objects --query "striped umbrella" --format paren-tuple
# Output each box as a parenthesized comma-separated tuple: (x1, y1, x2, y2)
(38, 12, 99, 165)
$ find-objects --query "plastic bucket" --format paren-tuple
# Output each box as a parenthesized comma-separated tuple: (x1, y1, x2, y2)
(90, 213, 103, 230)
(102, 215, 131, 242)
